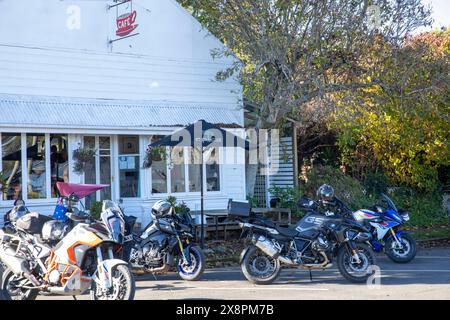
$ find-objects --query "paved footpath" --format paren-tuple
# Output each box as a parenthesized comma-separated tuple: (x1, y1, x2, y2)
(39, 247, 450, 300)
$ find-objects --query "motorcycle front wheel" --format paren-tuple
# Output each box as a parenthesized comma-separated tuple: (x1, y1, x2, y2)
(90, 265, 135, 300)
(0, 268, 38, 301)
(177, 245, 206, 281)
(240, 246, 281, 285)
(385, 234, 416, 263)
(337, 243, 377, 283)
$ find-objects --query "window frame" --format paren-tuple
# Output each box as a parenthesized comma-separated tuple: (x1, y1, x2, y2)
(0, 132, 70, 205)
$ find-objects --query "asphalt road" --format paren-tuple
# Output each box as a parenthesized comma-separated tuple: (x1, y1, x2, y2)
(38, 246, 450, 300)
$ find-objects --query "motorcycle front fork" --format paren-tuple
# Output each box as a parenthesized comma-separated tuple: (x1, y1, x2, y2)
(346, 241, 362, 264)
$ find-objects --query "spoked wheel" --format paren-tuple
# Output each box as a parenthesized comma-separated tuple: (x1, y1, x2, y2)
(385, 234, 416, 263)
(0, 268, 38, 301)
(177, 246, 205, 281)
(338, 243, 377, 283)
(90, 265, 135, 300)
(241, 246, 281, 285)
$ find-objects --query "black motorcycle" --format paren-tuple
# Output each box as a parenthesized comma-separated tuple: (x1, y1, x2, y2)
(120, 206, 205, 281)
(229, 198, 376, 284)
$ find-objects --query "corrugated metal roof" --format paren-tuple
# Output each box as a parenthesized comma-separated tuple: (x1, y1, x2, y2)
(0, 94, 243, 130)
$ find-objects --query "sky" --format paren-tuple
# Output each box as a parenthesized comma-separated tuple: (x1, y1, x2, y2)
(422, 0, 450, 30)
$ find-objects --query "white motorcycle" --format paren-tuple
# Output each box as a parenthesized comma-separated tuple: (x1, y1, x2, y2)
(0, 201, 135, 300)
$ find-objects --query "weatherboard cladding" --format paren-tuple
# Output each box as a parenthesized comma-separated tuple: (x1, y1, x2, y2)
(0, 94, 242, 129)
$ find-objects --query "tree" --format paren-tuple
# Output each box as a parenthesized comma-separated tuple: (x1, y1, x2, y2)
(331, 30, 450, 191)
(178, 0, 433, 194)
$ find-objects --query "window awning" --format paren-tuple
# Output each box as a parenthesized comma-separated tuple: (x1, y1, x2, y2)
(0, 94, 243, 131)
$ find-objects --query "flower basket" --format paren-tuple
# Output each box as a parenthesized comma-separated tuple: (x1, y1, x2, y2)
(143, 146, 166, 169)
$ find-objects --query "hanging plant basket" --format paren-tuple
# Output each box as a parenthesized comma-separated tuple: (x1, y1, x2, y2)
(143, 146, 166, 169)
(73, 147, 96, 175)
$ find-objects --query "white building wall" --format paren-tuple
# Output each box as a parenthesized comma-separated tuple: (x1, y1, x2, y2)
(0, 0, 246, 225)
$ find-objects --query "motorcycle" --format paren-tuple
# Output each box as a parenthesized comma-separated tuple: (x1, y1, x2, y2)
(0, 201, 135, 300)
(352, 194, 416, 263)
(120, 203, 205, 281)
(229, 199, 376, 284)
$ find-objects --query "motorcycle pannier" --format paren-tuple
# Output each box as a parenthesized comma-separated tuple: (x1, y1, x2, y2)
(227, 199, 251, 218)
(16, 212, 53, 235)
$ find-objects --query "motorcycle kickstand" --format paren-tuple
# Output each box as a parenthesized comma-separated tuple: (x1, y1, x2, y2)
(72, 296, 77, 300)
(309, 269, 313, 282)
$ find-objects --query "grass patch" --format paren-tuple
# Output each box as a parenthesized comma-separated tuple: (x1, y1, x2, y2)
(411, 227, 450, 240)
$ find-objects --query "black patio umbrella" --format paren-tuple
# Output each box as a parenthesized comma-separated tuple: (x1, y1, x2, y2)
(146, 119, 251, 248)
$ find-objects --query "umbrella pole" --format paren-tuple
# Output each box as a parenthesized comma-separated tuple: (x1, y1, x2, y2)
(200, 146, 205, 249)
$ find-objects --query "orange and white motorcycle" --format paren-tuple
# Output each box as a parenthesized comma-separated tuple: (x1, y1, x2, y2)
(0, 201, 135, 300)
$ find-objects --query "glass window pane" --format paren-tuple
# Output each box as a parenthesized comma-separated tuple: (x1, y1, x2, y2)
(188, 148, 201, 192)
(26, 134, 46, 199)
(151, 136, 167, 194)
(83, 136, 96, 208)
(206, 148, 220, 192)
(170, 147, 185, 193)
(100, 156, 111, 200)
(2, 133, 22, 201)
(50, 134, 69, 198)
(119, 136, 140, 198)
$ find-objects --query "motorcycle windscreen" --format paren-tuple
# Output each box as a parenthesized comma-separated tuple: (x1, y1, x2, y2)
(106, 216, 124, 244)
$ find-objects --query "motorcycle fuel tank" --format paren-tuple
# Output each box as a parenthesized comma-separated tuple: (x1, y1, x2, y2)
(295, 213, 338, 233)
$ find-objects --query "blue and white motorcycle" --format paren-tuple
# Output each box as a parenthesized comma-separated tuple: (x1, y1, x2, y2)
(352, 194, 416, 263)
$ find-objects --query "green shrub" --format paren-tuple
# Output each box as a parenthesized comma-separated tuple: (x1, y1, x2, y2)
(302, 165, 374, 210)
(166, 196, 191, 214)
(89, 201, 103, 220)
(389, 188, 447, 227)
(268, 185, 305, 217)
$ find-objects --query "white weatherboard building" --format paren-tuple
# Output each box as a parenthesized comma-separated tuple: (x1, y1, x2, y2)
(0, 0, 246, 227)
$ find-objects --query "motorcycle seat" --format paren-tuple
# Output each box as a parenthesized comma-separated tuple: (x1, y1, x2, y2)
(275, 226, 298, 238)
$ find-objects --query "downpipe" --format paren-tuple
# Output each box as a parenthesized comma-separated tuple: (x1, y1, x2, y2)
(0, 246, 40, 286)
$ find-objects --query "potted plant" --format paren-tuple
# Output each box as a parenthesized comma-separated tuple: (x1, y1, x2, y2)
(73, 146, 96, 175)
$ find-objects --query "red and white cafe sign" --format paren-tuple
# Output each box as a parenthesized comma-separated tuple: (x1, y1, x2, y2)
(116, 10, 138, 37)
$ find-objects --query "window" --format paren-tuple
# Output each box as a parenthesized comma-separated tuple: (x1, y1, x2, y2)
(205, 148, 220, 192)
(170, 147, 185, 193)
(83, 136, 112, 209)
(187, 148, 201, 192)
(119, 136, 140, 198)
(26, 134, 46, 199)
(50, 134, 69, 198)
(151, 136, 167, 194)
(1, 133, 22, 201)
(99, 137, 111, 201)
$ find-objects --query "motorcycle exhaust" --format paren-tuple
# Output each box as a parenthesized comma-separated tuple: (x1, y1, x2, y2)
(0, 246, 40, 286)
(252, 235, 280, 259)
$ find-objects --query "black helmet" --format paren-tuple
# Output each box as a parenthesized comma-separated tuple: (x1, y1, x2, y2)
(317, 184, 335, 203)
(151, 200, 173, 219)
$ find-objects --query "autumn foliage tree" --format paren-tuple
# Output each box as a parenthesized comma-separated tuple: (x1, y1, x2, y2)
(331, 30, 449, 191)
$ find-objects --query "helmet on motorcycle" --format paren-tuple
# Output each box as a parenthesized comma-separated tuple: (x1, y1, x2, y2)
(151, 200, 173, 219)
(317, 184, 335, 203)
(8, 205, 29, 222)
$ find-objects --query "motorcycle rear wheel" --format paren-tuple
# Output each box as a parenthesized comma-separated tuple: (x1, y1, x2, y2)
(90, 265, 135, 300)
(0, 268, 38, 301)
(241, 246, 281, 285)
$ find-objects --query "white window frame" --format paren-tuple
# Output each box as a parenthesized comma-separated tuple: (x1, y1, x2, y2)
(0, 132, 70, 205)
(82, 135, 113, 202)
(147, 138, 223, 198)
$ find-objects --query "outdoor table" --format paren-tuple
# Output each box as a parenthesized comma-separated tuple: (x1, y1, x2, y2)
(191, 210, 229, 240)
